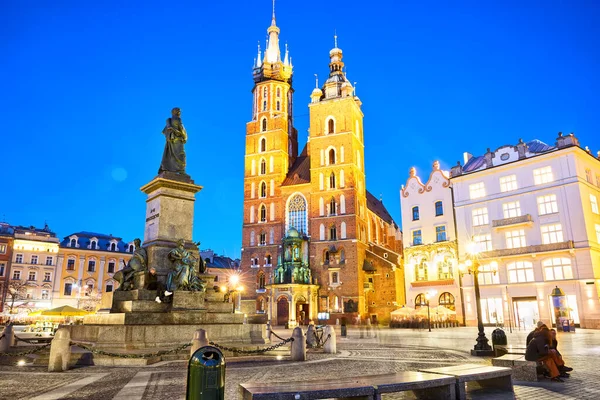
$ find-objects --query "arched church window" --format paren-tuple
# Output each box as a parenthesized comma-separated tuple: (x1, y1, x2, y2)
(328, 118, 335, 134)
(276, 100, 281, 111)
(260, 205, 267, 222)
(263, 86, 267, 98)
(340, 248, 346, 263)
(260, 159, 266, 175)
(266, 254, 272, 265)
(260, 137, 266, 152)
(330, 225, 337, 241)
(262, 100, 267, 111)
(258, 273, 266, 289)
(329, 197, 336, 215)
(261, 118, 267, 132)
(329, 148, 336, 165)
(259, 232, 266, 246)
(329, 172, 336, 189)
(287, 194, 307, 234)
(324, 250, 330, 264)
(276, 87, 281, 97)
(260, 181, 267, 198)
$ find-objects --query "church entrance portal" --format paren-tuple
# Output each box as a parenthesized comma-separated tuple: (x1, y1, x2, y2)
(277, 297, 289, 326)
(296, 297, 309, 325)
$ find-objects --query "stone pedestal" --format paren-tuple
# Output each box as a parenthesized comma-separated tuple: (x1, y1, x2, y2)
(140, 172, 202, 280)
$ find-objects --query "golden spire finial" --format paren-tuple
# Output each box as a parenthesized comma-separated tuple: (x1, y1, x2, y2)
(314, 74, 318, 88)
(334, 29, 338, 48)
(272, 0, 276, 24)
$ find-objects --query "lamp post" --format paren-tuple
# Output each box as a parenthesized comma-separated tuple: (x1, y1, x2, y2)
(460, 243, 496, 356)
(425, 292, 432, 332)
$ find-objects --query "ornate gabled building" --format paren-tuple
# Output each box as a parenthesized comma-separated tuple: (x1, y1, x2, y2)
(401, 162, 462, 322)
(240, 8, 404, 327)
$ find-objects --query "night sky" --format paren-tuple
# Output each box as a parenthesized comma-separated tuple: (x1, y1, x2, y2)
(1, 0, 599, 258)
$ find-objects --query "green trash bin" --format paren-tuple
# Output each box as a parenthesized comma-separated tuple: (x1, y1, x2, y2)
(186, 346, 225, 400)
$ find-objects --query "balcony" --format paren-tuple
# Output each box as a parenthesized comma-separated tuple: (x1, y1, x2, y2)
(492, 214, 533, 228)
(480, 240, 574, 258)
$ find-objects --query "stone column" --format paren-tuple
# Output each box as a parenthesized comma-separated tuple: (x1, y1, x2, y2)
(290, 296, 296, 327)
(306, 324, 317, 348)
(48, 328, 71, 372)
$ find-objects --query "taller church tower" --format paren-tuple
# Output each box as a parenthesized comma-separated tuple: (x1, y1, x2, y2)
(240, 7, 298, 311)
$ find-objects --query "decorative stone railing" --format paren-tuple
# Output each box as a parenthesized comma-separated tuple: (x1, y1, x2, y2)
(480, 240, 574, 258)
(492, 214, 533, 228)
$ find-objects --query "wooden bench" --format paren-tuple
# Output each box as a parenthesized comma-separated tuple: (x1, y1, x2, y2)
(240, 371, 456, 400)
(420, 363, 513, 400)
(492, 354, 540, 382)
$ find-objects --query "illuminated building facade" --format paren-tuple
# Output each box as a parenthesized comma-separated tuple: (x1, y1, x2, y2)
(240, 8, 404, 326)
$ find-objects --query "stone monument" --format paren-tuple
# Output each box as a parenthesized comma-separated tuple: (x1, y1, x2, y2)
(61, 108, 265, 353)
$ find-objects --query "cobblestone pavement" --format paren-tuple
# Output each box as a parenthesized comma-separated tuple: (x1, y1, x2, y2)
(1, 326, 599, 399)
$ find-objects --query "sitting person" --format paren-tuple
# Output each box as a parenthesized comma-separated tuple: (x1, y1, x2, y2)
(147, 268, 171, 303)
(550, 328, 573, 376)
(526, 320, 545, 345)
(525, 322, 567, 382)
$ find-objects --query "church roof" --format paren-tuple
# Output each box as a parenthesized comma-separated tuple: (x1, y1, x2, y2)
(206, 256, 239, 270)
(366, 190, 396, 227)
(282, 146, 311, 186)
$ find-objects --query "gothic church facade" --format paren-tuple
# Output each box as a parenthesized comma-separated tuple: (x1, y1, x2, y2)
(241, 10, 404, 326)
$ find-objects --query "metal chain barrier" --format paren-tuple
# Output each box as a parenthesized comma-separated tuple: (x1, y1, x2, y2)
(269, 330, 289, 342)
(70, 341, 191, 359)
(208, 337, 293, 355)
(0, 343, 52, 357)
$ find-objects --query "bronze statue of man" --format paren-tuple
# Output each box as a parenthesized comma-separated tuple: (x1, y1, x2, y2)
(114, 238, 147, 291)
(159, 107, 187, 174)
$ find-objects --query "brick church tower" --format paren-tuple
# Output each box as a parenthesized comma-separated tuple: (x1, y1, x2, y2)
(241, 8, 404, 327)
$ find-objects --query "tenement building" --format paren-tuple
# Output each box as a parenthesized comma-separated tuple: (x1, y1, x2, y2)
(0, 222, 14, 314)
(240, 9, 403, 327)
(6, 224, 59, 314)
(401, 162, 463, 322)
(451, 133, 600, 329)
(53, 232, 133, 310)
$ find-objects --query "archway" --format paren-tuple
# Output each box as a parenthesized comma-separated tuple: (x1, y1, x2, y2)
(296, 295, 309, 326)
(277, 296, 289, 326)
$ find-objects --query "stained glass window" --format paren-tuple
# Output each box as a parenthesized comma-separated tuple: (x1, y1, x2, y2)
(287, 194, 307, 234)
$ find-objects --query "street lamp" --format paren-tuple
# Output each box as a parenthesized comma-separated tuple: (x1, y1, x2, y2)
(459, 243, 496, 356)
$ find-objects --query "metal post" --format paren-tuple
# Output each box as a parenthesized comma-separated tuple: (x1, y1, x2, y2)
(471, 261, 493, 356)
(427, 300, 431, 332)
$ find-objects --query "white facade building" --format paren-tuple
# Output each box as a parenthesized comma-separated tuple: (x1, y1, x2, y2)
(401, 162, 462, 321)
(8, 225, 59, 313)
(450, 133, 600, 329)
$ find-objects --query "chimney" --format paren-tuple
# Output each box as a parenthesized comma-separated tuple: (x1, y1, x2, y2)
(463, 152, 473, 165)
(450, 161, 463, 178)
(556, 131, 580, 148)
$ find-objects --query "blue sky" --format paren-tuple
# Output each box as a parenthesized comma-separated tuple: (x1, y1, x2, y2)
(1, 0, 598, 258)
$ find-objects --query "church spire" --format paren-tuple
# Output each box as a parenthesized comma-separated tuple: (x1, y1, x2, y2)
(265, 0, 281, 63)
(252, 0, 292, 84)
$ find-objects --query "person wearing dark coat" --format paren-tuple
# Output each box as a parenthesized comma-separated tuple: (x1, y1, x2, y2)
(526, 320, 546, 345)
(525, 323, 565, 381)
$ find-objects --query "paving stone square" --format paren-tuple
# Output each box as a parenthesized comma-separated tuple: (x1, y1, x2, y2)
(0, 327, 598, 399)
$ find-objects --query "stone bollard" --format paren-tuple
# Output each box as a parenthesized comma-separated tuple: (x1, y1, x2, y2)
(323, 326, 337, 354)
(0, 325, 14, 352)
(48, 328, 71, 372)
(290, 327, 306, 361)
(306, 324, 317, 348)
(366, 319, 372, 338)
(190, 329, 209, 358)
